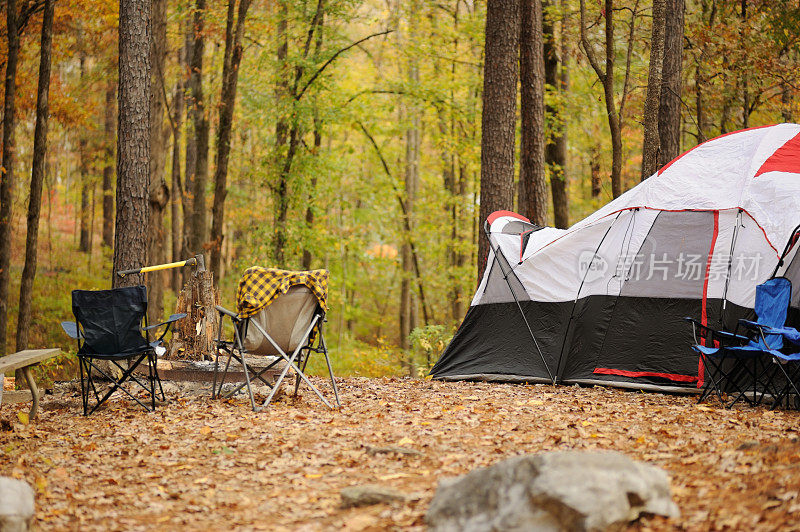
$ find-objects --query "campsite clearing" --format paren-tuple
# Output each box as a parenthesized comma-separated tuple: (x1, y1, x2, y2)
(1, 377, 798, 531)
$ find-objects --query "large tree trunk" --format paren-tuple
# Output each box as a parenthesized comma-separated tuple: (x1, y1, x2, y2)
(102, 83, 116, 248)
(210, 0, 252, 281)
(544, 0, 569, 228)
(170, 48, 185, 292)
(0, 0, 21, 355)
(657, 0, 684, 167)
(113, 0, 151, 288)
(181, 19, 195, 271)
(148, 0, 169, 325)
(518, 0, 547, 226)
(477, 0, 520, 283)
(186, 0, 209, 258)
(640, 0, 665, 179)
(15, 0, 55, 352)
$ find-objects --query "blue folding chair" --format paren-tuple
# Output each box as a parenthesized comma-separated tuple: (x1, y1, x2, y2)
(688, 277, 792, 407)
(752, 324, 800, 410)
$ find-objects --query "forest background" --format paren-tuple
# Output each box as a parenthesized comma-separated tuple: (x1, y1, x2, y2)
(1, 0, 799, 379)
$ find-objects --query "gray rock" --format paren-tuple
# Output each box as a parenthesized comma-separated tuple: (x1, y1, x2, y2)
(0, 477, 34, 532)
(340, 484, 408, 508)
(426, 451, 679, 532)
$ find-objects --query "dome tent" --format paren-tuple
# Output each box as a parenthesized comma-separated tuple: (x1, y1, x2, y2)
(431, 124, 800, 392)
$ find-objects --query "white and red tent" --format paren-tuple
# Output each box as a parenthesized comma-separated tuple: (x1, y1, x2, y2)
(432, 123, 800, 392)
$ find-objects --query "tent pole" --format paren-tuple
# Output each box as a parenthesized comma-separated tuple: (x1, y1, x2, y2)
(485, 227, 555, 384)
(720, 209, 742, 325)
(554, 211, 626, 384)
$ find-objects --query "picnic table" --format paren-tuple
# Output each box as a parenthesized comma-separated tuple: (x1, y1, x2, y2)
(0, 349, 61, 420)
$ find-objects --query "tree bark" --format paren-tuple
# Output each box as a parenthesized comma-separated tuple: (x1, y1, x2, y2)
(16, 0, 55, 352)
(518, 0, 547, 226)
(78, 50, 91, 253)
(640, 0, 665, 179)
(113, 0, 151, 288)
(590, 143, 601, 197)
(186, 0, 209, 258)
(170, 48, 184, 292)
(0, 0, 21, 355)
(273, 1, 290, 265)
(657, 0, 684, 167)
(210, 0, 252, 281)
(477, 0, 520, 283)
(579, 0, 624, 198)
(302, 9, 326, 271)
(102, 82, 116, 248)
(148, 0, 168, 324)
(544, 0, 569, 228)
(181, 17, 195, 271)
(301, 111, 322, 270)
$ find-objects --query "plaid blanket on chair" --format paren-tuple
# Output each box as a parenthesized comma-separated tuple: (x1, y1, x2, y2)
(236, 267, 329, 318)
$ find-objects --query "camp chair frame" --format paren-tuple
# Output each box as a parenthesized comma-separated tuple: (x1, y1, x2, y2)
(685, 317, 750, 404)
(688, 277, 793, 408)
(213, 302, 340, 412)
(61, 286, 186, 416)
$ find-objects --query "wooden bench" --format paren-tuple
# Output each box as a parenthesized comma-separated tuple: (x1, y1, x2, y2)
(0, 349, 61, 420)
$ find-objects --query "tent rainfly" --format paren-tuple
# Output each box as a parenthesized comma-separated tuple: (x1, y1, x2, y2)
(431, 123, 800, 393)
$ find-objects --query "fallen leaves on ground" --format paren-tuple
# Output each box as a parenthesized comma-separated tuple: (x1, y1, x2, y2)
(1, 377, 799, 531)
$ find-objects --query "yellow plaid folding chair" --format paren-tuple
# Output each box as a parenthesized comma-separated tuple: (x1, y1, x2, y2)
(212, 267, 340, 411)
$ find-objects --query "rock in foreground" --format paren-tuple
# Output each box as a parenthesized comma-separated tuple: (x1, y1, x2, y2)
(0, 477, 34, 532)
(426, 450, 679, 532)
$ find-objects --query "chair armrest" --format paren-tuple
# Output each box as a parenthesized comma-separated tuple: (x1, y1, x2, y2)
(215, 305, 239, 321)
(143, 313, 188, 331)
(738, 319, 769, 333)
(61, 321, 82, 339)
(684, 317, 749, 345)
(712, 329, 750, 343)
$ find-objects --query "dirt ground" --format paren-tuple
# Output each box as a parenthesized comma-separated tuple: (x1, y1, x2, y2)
(1, 377, 799, 531)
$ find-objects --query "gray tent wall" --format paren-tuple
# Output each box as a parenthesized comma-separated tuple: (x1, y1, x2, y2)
(431, 208, 795, 392)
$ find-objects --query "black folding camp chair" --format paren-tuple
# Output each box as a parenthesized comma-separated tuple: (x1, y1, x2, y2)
(213, 268, 339, 411)
(61, 285, 186, 415)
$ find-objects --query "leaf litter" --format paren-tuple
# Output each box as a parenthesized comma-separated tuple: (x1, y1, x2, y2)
(1, 377, 799, 531)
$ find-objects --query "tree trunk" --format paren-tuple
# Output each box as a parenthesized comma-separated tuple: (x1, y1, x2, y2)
(640, 0, 665, 179)
(518, 0, 547, 226)
(181, 18, 195, 271)
(147, 0, 169, 324)
(78, 50, 91, 253)
(544, 0, 569, 228)
(210, 0, 252, 281)
(301, 111, 322, 270)
(590, 143, 601, 197)
(477, 0, 520, 283)
(102, 82, 116, 248)
(579, 0, 623, 198)
(302, 10, 326, 271)
(657, 0, 684, 167)
(273, 1, 290, 265)
(15, 0, 55, 352)
(170, 48, 185, 292)
(113, 0, 151, 288)
(0, 0, 21, 355)
(186, 0, 209, 257)
(781, 81, 794, 123)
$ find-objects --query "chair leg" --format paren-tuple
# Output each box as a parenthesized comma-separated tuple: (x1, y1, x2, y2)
(234, 326, 256, 411)
(319, 335, 340, 408)
(79, 357, 88, 416)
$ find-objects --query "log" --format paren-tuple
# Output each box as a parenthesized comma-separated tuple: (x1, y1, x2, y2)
(168, 267, 219, 360)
